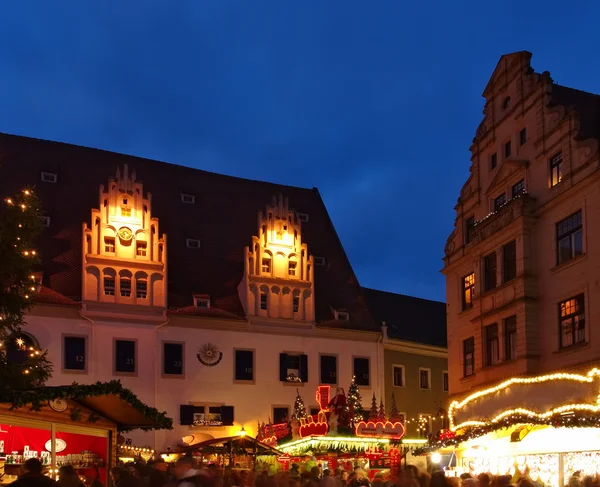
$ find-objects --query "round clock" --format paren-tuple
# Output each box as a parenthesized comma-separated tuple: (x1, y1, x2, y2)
(48, 398, 68, 413)
(118, 227, 133, 241)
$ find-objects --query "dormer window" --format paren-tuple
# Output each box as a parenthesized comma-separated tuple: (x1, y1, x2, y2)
(181, 193, 195, 204)
(186, 238, 200, 249)
(297, 212, 309, 223)
(40, 216, 51, 227)
(335, 310, 349, 321)
(262, 258, 271, 274)
(288, 261, 297, 276)
(104, 237, 116, 253)
(314, 256, 326, 267)
(194, 295, 210, 308)
(41, 172, 57, 183)
(136, 241, 147, 256)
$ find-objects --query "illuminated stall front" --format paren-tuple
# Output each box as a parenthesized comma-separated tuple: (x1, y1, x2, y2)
(0, 381, 171, 485)
(421, 368, 600, 487)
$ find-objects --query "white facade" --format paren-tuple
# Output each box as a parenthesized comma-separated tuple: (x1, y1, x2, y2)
(24, 304, 383, 451)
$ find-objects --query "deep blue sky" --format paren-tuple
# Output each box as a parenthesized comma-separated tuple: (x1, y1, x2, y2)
(1, 2, 599, 302)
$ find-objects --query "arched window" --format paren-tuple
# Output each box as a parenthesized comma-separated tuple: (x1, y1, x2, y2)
(5, 332, 39, 365)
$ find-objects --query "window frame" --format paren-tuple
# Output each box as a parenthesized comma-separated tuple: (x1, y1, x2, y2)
(62, 334, 88, 374)
(443, 371, 449, 392)
(392, 364, 405, 388)
(40, 215, 51, 227)
(483, 252, 497, 292)
(297, 212, 309, 223)
(120, 278, 131, 298)
(272, 406, 290, 425)
(550, 152, 563, 187)
(504, 140, 512, 158)
(353, 356, 371, 387)
(502, 240, 517, 283)
(41, 171, 58, 183)
(104, 237, 116, 254)
(462, 273, 475, 310)
(186, 238, 201, 249)
(181, 193, 196, 204)
(490, 153, 498, 170)
(418, 367, 431, 390)
(234, 348, 255, 383)
(484, 323, 500, 367)
(556, 210, 583, 265)
(504, 315, 517, 361)
(558, 294, 586, 349)
(162, 341, 185, 378)
(103, 276, 116, 296)
(319, 354, 338, 385)
(313, 256, 326, 267)
(463, 337, 475, 377)
(512, 179, 525, 198)
(113, 338, 137, 376)
(136, 241, 147, 257)
(259, 292, 268, 310)
(519, 127, 527, 146)
(465, 216, 475, 244)
(494, 193, 506, 211)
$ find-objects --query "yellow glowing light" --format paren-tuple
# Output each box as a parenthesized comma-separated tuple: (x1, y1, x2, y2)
(431, 452, 442, 463)
(23, 190, 30, 195)
(279, 435, 390, 454)
(449, 367, 600, 431)
(239, 427, 247, 437)
(6, 198, 12, 204)
(31, 250, 36, 255)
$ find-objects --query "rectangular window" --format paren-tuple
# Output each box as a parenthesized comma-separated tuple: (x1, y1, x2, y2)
(557, 210, 583, 265)
(550, 152, 563, 187)
(273, 407, 289, 424)
(293, 296, 299, 313)
(504, 316, 517, 361)
(443, 371, 449, 392)
(484, 323, 499, 366)
(512, 179, 525, 198)
(40, 216, 51, 227)
(313, 256, 326, 267)
(194, 297, 209, 308)
(465, 216, 475, 244)
(502, 240, 517, 283)
(104, 277, 115, 296)
(297, 212, 309, 223)
(181, 193, 195, 204)
(419, 368, 431, 389)
(519, 128, 527, 145)
(288, 261, 297, 276)
(262, 258, 271, 274)
(235, 350, 254, 381)
(490, 153, 497, 169)
(41, 171, 58, 183)
(186, 238, 200, 249)
(279, 353, 308, 383)
(104, 237, 115, 253)
(353, 357, 370, 386)
(136, 280, 147, 299)
(121, 207, 131, 217)
(463, 337, 475, 377)
(260, 293, 268, 310)
(462, 273, 475, 310)
(136, 241, 147, 256)
(335, 311, 350, 321)
(494, 194, 506, 211)
(115, 339, 136, 374)
(163, 342, 184, 376)
(320, 355, 337, 384)
(504, 140, 512, 158)
(120, 279, 131, 297)
(393, 365, 405, 387)
(483, 252, 497, 292)
(309, 407, 320, 417)
(559, 294, 585, 348)
(64, 336, 86, 372)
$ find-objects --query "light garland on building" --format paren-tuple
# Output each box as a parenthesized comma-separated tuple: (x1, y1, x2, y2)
(118, 445, 155, 454)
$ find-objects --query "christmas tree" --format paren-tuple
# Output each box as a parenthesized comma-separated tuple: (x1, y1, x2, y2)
(347, 376, 365, 424)
(389, 392, 402, 422)
(378, 400, 386, 422)
(292, 389, 307, 420)
(0, 189, 53, 390)
(368, 393, 379, 421)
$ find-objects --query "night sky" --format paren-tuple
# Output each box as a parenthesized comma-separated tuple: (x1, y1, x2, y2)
(1, 2, 599, 302)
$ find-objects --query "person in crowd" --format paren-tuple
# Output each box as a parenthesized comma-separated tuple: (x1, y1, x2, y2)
(172, 456, 212, 487)
(430, 471, 450, 487)
(477, 474, 491, 487)
(447, 477, 461, 487)
(148, 459, 170, 487)
(110, 467, 142, 487)
(371, 472, 385, 487)
(57, 465, 84, 487)
(418, 472, 431, 487)
(11, 458, 56, 487)
(320, 470, 335, 487)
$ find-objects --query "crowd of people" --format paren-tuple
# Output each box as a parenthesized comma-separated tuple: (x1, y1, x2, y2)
(8, 456, 600, 487)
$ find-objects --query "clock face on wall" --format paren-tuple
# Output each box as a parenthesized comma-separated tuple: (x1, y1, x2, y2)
(118, 227, 133, 241)
(48, 399, 68, 413)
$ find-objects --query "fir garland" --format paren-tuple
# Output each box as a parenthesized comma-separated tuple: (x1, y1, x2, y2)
(0, 380, 173, 432)
(413, 411, 600, 455)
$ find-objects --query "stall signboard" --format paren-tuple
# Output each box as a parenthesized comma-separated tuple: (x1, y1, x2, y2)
(355, 421, 405, 439)
(277, 454, 291, 470)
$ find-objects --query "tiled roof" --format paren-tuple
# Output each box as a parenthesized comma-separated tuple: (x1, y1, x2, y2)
(0, 133, 376, 331)
(362, 287, 447, 347)
(35, 285, 79, 307)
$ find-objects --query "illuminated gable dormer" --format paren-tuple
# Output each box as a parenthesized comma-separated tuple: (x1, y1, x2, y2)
(239, 195, 314, 322)
(82, 165, 167, 308)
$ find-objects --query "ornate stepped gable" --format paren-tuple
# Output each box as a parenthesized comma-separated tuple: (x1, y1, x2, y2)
(82, 165, 168, 307)
(239, 194, 315, 321)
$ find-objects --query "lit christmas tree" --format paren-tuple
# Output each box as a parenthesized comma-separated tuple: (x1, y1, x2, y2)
(0, 189, 53, 390)
(347, 376, 365, 424)
(292, 389, 307, 420)
(368, 393, 379, 421)
(389, 392, 402, 422)
(378, 400, 386, 422)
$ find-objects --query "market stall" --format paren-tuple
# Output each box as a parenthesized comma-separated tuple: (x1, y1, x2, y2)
(418, 367, 600, 487)
(0, 380, 172, 485)
(185, 434, 282, 468)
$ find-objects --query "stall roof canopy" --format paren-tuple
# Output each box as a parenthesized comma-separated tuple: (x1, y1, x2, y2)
(0, 380, 172, 432)
(187, 436, 282, 456)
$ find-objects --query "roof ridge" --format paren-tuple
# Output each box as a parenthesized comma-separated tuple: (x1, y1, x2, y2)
(363, 287, 445, 305)
(553, 83, 600, 99)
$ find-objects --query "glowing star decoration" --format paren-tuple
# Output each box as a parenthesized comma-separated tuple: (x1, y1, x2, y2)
(15, 337, 25, 349)
(355, 420, 405, 439)
(449, 367, 600, 431)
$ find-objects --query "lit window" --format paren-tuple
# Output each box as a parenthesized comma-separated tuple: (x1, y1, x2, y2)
(104, 237, 116, 253)
(559, 294, 585, 348)
(121, 206, 131, 217)
(136, 241, 147, 257)
(419, 369, 431, 389)
(104, 277, 115, 296)
(181, 193, 195, 204)
(484, 323, 499, 366)
(293, 296, 299, 313)
(136, 280, 147, 299)
(550, 152, 563, 187)
(186, 238, 200, 249)
(288, 261, 297, 276)
(260, 293, 267, 310)
(120, 279, 131, 297)
(462, 273, 475, 310)
(41, 172, 57, 183)
(556, 210, 583, 265)
(262, 258, 271, 274)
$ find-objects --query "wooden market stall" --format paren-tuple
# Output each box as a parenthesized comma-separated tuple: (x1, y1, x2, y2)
(186, 435, 283, 469)
(0, 380, 172, 485)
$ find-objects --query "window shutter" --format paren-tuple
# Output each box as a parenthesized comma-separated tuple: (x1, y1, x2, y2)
(221, 406, 234, 426)
(279, 353, 288, 381)
(300, 354, 308, 383)
(180, 405, 195, 425)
